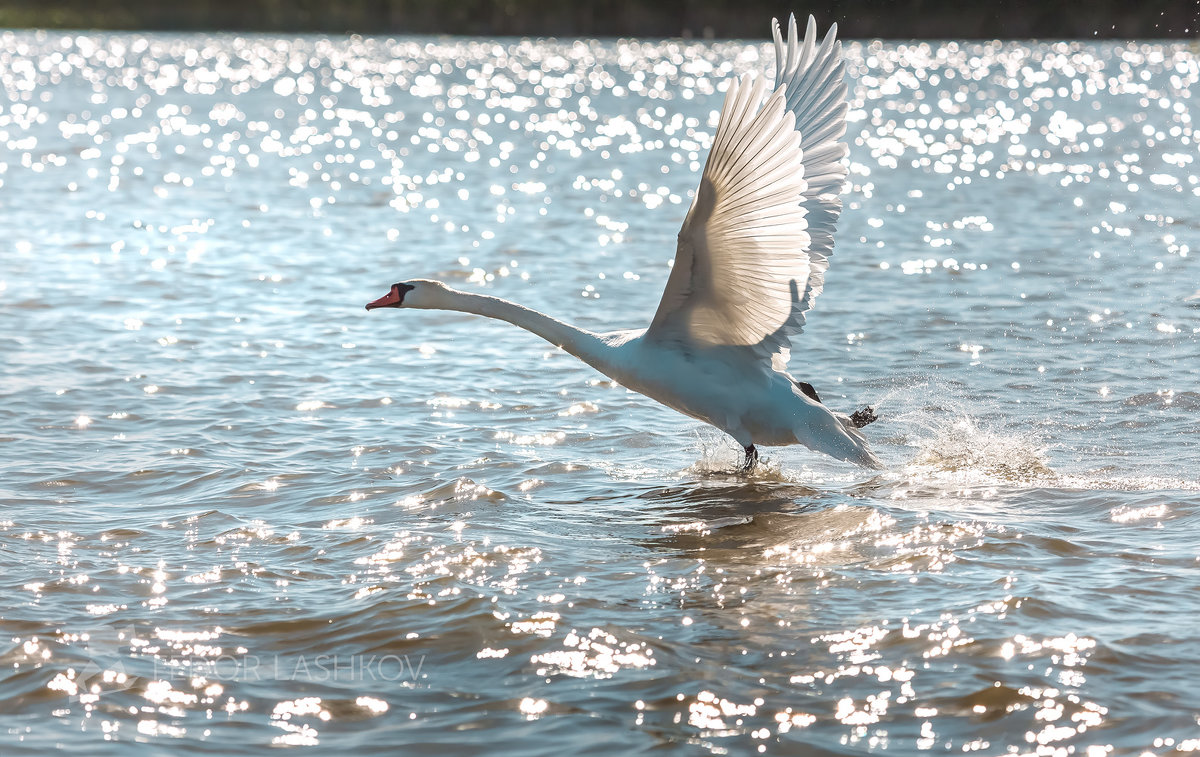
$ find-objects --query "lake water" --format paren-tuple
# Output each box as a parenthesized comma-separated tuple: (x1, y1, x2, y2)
(2, 29, 1199, 755)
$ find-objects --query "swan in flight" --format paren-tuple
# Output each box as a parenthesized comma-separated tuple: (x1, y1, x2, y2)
(368, 15, 881, 471)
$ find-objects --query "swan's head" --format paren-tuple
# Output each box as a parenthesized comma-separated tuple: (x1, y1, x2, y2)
(365, 279, 450, 311)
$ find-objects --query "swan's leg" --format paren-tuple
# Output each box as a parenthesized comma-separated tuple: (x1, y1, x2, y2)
(850, 406, 877, 428)
(738, 444, 758, 473)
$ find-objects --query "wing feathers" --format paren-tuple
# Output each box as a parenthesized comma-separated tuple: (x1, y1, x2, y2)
(647, 16, 848, 363)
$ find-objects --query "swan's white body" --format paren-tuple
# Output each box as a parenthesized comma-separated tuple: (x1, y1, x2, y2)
(368, 16, 883, 469)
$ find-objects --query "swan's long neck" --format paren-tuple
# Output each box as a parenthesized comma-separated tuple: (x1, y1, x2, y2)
(430, 288, 612, 368)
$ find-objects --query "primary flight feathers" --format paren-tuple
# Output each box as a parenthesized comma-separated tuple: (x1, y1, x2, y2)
(648, 15, 848, 365)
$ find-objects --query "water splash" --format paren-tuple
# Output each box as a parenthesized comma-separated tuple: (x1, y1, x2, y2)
(685, 428, 789, 481)
(906, 413, 1054, 482)
(883, 382, 1200, 492)
(869, 381, 1055, 486)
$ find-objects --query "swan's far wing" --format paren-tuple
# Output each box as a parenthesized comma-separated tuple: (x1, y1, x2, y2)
(772, 15, 849, 337)
(646, 17, 847, 365)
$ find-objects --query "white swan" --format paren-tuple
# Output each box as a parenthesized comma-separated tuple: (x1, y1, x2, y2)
(367, 15, 882, 471)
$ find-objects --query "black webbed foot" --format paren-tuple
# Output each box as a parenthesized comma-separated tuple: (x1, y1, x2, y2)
(849, 406, 878, 428)
(738, 444, 758, 474)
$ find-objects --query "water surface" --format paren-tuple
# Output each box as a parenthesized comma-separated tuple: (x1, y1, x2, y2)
(1, 31, 1199, 755)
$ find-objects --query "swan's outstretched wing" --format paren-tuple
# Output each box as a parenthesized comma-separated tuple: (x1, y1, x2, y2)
(772, 15, 850, 343)
(645, 16, 847, 364)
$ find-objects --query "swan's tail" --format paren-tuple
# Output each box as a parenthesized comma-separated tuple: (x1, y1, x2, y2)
(800, 406, 885, 469)
(837, 412, 885, 469)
